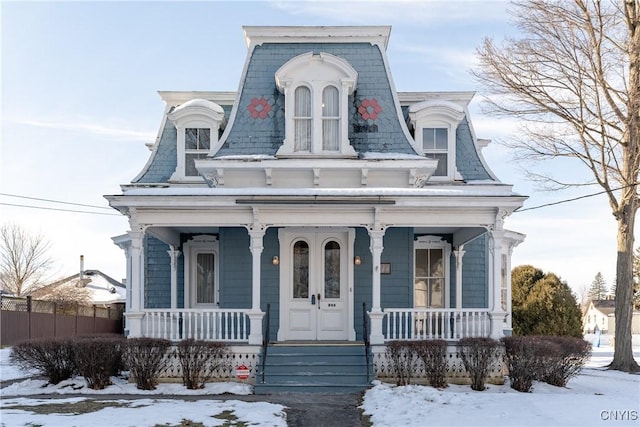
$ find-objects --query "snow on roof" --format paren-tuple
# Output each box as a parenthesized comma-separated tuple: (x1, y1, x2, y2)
(361, 152, 427, 160)
(122, 185, 521, 198)
(173, 98, 224, 114)
(37, 270, 125, 306)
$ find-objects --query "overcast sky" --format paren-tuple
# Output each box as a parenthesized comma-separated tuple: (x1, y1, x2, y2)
(0, 0, 627, 296)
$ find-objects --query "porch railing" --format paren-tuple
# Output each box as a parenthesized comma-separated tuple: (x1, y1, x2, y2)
(383, 308, 491, 341)
(142, 309, 250, 342)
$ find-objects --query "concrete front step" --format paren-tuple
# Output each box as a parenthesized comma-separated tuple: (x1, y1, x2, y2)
(256, 343, 373, 394)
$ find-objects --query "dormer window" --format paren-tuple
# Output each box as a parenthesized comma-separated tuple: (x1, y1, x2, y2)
(168, 99, 224, 181)
(294, 86, 312, 151)
(275, 52, 358, 157)
(185, 128, 210, 176)
(422, 127, 449, 177)
(408, 100, 465, 181)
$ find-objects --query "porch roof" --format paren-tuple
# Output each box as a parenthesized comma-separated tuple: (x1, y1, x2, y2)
(118, 184, 523, 198)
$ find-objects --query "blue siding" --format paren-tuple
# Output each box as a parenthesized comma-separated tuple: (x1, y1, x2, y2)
(456, 117, 492, 181)
(353, 228, 372, 340)
(135, 115, 178, 183)
(218, 228, 252, 308)
(461, 234, 488, 308)
(262, 228, 280, 340)
(217, 42, 418, 157)
(449, 254, 456, 307)
(380, 228, 413, 308)
(144, 236, 171, 308)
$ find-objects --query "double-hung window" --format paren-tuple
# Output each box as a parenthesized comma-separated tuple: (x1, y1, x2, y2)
(185, 128, 211, 176)
(422, 127, 449, 177)
(167, 99, 224, 181)
(408, 100, 465, 181)
(414, 236, 450, 308)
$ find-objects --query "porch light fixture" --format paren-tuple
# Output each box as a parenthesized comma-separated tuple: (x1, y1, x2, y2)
(272, 256, 279, 266)
(354, 256, 361, 266)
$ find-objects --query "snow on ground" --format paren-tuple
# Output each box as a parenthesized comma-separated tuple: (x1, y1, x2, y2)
(361, 346, 640, 427)
(1, 345, 639, 427)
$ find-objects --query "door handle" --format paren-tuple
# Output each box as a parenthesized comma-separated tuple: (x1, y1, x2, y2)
(317, 293, 321, 309)
(311, 294, 316, 305)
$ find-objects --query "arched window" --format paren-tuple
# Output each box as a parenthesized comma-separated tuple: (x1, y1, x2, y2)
(322, 86, 340, 151)
(324, 240, 341, 298)
(275, 52, 357, 157)
(293, 240, 309, 298)
(294, 86, 312, 152)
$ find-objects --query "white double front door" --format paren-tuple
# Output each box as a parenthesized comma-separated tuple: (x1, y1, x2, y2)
(278, 228, 355, 341)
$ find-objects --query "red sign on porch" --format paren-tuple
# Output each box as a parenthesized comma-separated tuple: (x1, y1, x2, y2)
(236, 364, 250, 380)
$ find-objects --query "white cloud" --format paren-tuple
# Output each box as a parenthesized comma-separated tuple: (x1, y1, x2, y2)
(5, 117, 156, 142)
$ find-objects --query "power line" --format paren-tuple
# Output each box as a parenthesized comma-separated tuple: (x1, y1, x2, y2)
(0, 202, 121, 216)
(515, 183, 637, 213)
(0, 193, 112, 210)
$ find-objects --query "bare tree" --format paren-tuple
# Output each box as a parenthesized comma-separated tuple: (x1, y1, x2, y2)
(0, 223, 54, 296)
(473, 0, 639, 372)
(30, 280, 92, 311)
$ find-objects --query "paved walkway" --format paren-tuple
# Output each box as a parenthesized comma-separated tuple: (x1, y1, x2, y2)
(1, 381, 367, 427)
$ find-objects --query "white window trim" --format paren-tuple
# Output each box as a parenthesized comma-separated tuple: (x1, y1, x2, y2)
(183, 235, 219, 308)
(275, 52, 358, 157)
(168, 99, 225, 182)
(408, 100, 465, 181)
(414, 235, 451, 308)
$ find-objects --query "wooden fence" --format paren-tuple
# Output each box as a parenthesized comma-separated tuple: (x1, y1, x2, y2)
(0, 295, 124, 346)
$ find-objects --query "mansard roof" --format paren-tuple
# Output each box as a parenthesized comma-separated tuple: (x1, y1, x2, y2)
(132, 26, 498, 185)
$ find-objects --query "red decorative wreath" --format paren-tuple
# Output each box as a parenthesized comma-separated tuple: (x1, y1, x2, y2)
(248, 97, 272, 119)
(358, 98, 382, 121)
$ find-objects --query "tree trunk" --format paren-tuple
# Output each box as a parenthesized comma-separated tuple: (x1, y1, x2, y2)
(610, 201, 639, 372)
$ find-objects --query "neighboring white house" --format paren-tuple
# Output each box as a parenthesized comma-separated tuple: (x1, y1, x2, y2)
(32, 269, 126, 307)
(106, 26, 526, 388)
(583, 299, 640, 335)
(583, 299, 615, 334)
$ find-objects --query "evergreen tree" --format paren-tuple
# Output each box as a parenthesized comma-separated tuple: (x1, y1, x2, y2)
(511, 265, 583, 338)
(588, 272, 608, 301)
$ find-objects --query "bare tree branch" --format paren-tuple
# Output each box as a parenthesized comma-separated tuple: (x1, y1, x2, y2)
(0, 223, 54, 296)
(473, 0, 639, 372)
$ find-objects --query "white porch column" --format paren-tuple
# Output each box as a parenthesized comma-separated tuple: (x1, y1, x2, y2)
(247, 228, 266, 345)
(453, 246, 465, 309)
(368, 228, 385, 345)
(126, 230, 144, 338)
(167, 246, 181, 309)
(489, 230, 505, 339)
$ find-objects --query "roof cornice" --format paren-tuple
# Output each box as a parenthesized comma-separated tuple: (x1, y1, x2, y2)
(243, 26, 392, 50)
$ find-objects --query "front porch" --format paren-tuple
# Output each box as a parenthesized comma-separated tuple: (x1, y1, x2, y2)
(133, 307, 494, 343)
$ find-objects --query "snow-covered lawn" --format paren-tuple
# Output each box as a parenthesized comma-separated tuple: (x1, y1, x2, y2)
(1, 345, 639, 427)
